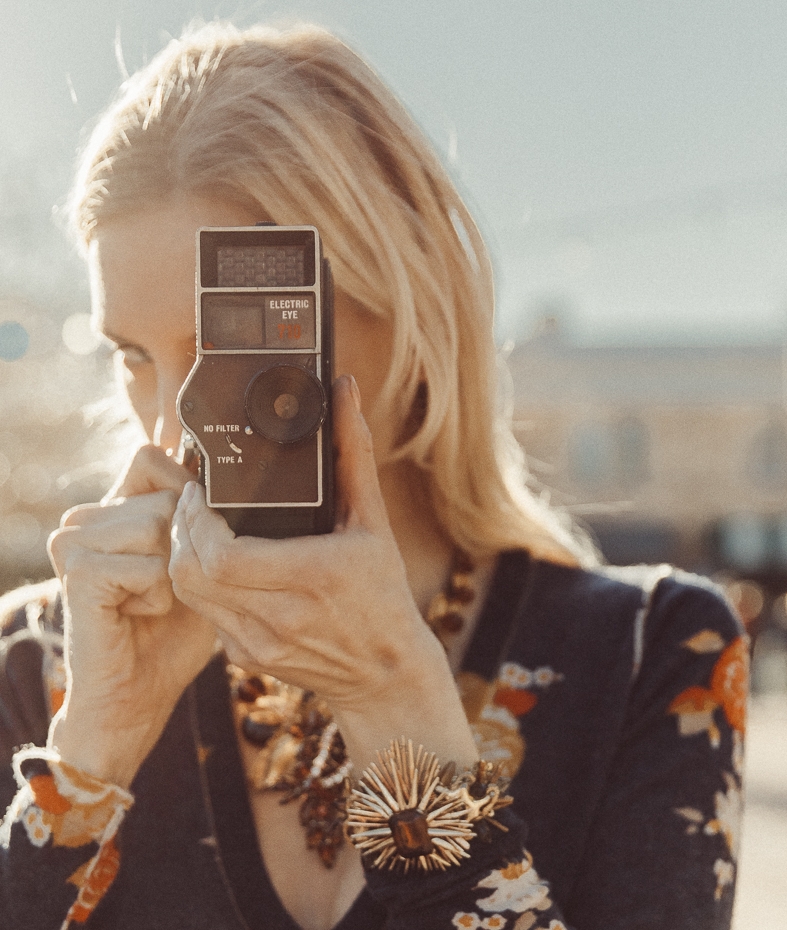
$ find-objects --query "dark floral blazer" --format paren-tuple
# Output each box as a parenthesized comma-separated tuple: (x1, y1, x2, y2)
(0, 553, 747, 929)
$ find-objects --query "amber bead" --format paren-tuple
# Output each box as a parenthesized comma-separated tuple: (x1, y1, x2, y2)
(439, 611, 464, 634)
(236, 676, 266, 703)
(388, 809, 434, 858)
(241, 715, 279, 746)
(448, 580, 475, 604)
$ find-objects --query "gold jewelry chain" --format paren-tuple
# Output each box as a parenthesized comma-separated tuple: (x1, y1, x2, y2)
(230, 550, 476, 868)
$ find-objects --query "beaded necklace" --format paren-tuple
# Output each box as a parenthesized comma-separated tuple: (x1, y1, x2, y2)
(230, 550, 476, 868)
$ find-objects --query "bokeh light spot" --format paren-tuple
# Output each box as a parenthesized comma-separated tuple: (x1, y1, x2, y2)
(0, 512, 41, 553)
(0, 321, 30, 361)
(62, 313, 101, 355)
(11, 463, 52, 505)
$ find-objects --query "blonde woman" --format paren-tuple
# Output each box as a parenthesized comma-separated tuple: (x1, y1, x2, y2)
(0, 22, 746, 930)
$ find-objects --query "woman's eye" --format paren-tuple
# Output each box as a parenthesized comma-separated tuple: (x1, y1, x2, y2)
(116, 344, 152, 367)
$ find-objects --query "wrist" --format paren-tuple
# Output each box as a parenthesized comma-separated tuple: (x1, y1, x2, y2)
(48, 702, 155, 789)
(332, 627, 478, 773)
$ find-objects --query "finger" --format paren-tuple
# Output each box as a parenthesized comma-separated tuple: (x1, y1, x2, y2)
(106, 444, 194, 500)
(332, 375, 389, 532)
(119, 578, 175, 616)
(60, 491, 178, 533)
(173, 482, 328, 591)
(170, 504, 286, 648)
(61, 550, 174, 616)
(215, 630, 262, 674)
(51, 519, 172, 565)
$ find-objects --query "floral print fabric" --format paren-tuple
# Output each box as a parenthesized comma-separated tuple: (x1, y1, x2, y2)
(4, 749, 132, 927)
(669, 630, 749, 900)
(451, 854, 566, 929)
(458, 663, 564, 778)
(0, 563, 745, 930)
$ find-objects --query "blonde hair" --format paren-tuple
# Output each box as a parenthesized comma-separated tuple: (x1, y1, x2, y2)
(72, 20, 588, 565)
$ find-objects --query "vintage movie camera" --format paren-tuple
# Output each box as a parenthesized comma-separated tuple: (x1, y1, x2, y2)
(177, 225, 334, 538)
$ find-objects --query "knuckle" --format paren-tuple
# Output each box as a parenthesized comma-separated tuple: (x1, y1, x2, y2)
(202, 545, 233, 583)
(168, 548, 190, 584)
(61, 504, 92, 528)
(62, 548, 99, 585)
(156, 488, 180, 513)
(47, 528, 65, 567)
(148, 578, 174, 613)
(149, 512, 173, 549)
(357, 422, 375, 456)
(132, 443, 160, 468)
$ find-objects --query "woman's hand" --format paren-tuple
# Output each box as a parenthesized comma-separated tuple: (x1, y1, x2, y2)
(169, 376, 478, 772)
(47, 446, 217, 788)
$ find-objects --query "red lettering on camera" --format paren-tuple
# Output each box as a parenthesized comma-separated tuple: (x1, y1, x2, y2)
(277, 323, 302, 341)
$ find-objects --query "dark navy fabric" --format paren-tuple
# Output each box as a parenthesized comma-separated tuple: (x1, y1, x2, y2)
(0, 555, 744, 929)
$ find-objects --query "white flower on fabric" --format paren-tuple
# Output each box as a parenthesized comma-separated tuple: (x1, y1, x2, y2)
(732, 731, 744, 780)
(453, 913, 483, 930)
(480, 917, 508, 929)
(480, 702, 519, 730)
(713, 859, 735, 901)
(22, 805, 51, 847)
(475, 857, 552, 914)
(533, 667, 563, 688)
(500, 663, 534, 689)
(705, 773, 742, 860)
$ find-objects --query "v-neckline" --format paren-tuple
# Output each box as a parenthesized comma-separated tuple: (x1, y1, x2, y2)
(189, 548, 534, 930)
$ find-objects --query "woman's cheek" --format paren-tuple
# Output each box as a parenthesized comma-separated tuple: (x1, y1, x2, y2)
(118, 360, 158, 440)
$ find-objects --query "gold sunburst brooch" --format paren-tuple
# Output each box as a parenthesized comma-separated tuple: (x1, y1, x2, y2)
(345, 738, 513, 873)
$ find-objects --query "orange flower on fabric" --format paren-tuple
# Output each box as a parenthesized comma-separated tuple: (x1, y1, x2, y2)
(668, 632, 750, 745)
(493, 687, 538, 717)
(10, 750, 134, 929)
(66, 836, 122, 924)
(710, 638, 749, 733)
(29, 761, 133, 849)
(49, 686, 66, 715)
(29, 774, 72, 815)
(668, 687, 720, 746)
(458, 663, 564, 779)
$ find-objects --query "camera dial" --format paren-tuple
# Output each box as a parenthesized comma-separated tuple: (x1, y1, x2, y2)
(245, 364, 327, 444)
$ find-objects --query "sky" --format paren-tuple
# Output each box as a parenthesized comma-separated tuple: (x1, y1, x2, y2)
(2, 0, 787, 344)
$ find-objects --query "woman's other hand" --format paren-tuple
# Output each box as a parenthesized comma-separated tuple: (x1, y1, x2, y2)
(47, 446, 217, 788)
(170, 376, 478, 772)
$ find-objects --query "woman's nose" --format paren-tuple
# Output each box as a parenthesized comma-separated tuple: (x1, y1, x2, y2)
(154, 409, 186, 458)
(155, 375, 189, 456)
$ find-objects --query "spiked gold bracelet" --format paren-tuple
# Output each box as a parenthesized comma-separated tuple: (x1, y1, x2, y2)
(344, 738, 513, 873)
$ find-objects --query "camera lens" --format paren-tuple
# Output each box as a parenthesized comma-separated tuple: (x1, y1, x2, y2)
(245, 364, 326, 443)
(273, 393, 299, 420)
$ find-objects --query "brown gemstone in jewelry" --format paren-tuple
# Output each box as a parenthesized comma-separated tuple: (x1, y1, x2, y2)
(439, 611, 464, 634)
(388, 809, 434, 858)
(236, 676, 266, 703)
(241, 714, 280, 746)
(448, 577, 475, 604)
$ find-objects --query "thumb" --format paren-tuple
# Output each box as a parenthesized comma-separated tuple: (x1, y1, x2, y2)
(332, 375, 388, 532)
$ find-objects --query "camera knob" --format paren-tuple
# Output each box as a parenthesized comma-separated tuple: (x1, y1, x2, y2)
(244, 364, 327, 444)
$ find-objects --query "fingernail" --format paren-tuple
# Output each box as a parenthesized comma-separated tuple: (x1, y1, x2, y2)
(348, 374, 362, 412)
(180, 481, 196, 507)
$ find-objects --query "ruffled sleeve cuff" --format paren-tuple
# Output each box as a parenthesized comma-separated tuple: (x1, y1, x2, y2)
(1, 747, 134, 929)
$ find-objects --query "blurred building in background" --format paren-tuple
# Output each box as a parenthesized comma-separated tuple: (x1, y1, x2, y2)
(512, 317, 787, 577)
(510, 317, 787, 689)
(0, 299, 116, 594)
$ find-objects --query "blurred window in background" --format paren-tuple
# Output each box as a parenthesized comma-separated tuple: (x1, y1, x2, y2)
(569, 416, 651, 491)
(748, 418, 787, 491)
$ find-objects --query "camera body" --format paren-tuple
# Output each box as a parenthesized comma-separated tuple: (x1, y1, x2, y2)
(177, 225, 334, 538)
